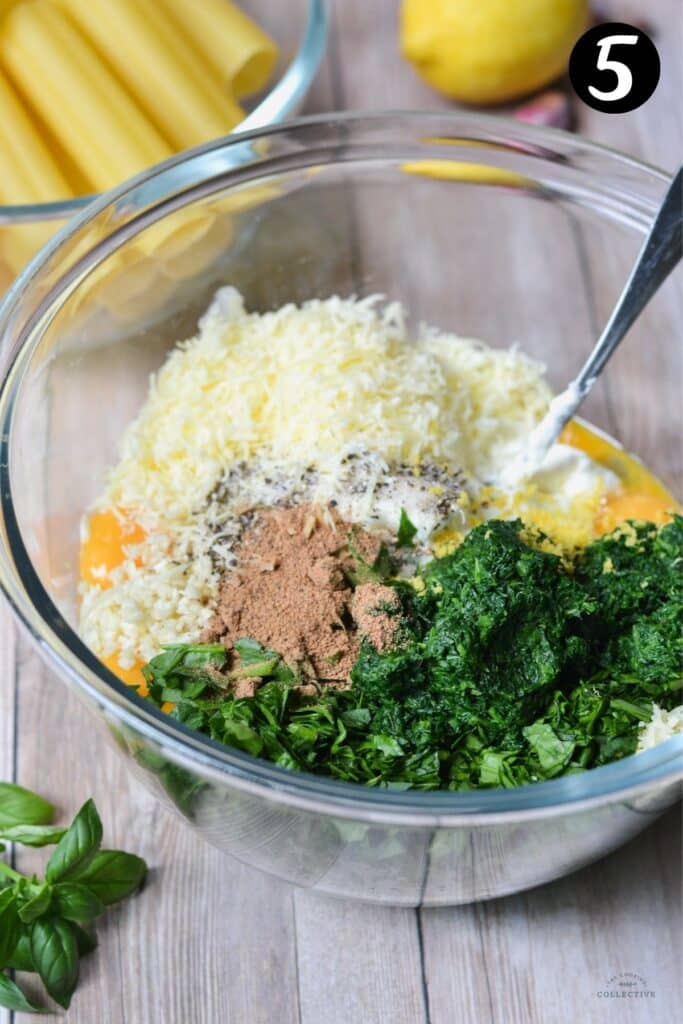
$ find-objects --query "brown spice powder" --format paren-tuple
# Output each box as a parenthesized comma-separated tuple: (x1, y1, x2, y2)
(202, 503, 400, 689)
(351, 581, 401, 652)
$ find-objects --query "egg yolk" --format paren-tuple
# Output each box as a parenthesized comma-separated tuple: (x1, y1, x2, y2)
(102, 654, 176, 710)
(80, 507, 146, 589)
(81, 508, 148, 694)
(560, 421, 678, 535)
(595, 492, 673, 534)
(102, 653, 148, 697)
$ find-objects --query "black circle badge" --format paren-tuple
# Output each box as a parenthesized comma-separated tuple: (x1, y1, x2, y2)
(569, 22, 660, 113)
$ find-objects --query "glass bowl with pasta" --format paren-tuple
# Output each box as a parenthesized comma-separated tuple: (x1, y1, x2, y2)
(0, 0, 327, 289)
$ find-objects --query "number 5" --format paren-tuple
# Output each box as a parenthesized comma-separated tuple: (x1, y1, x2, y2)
(589, 34, 639, 102)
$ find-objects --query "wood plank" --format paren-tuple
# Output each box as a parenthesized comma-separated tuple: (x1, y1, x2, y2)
(294, 888, 427, 1024)
(421, 809, 682, 1024)
(117, 819, 301, 1024)
(577, 0, 682, 171)
(419, 902, 494, 1024)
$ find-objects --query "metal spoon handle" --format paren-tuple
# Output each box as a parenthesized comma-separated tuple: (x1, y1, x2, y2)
(505, 168, 682, 483)
(573, 166, 682, 401)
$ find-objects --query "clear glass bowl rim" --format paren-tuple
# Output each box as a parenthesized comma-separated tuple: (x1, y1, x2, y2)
(0, 109, 680, 826)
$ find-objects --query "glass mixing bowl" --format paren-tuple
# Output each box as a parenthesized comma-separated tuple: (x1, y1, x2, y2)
(0, 112, 680, 906)
(0, 0, 328, 289)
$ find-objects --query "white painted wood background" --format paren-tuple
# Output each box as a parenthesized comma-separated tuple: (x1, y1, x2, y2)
(1, 2, 681, 1022)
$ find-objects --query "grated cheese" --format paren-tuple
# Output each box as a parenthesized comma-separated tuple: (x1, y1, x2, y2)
(79, 528, 216, 667)
(106, 288, 552, 525)
(637, 704, 683, 752)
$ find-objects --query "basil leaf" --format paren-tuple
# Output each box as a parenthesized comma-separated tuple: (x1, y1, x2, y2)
(0, 783, 54, 830)
(221, 719, 263, 756)
(0, 971, 47, 1013)
(150, 643, 224, 677)
(523, 722, 575, 777)
(72, 850, 146, 905)
(0, 890, 21, 965)
(232, 638, 295, 682)
(45, 799, 102, 883)
(6, 930, 34, 971)
(396, 508, 418, 548)
(0, 887, 15, 911)
(71, 922, 98, 957)
(53, 882, 105, 923)
(30, 917, 79, 1010)
(18, 883, 52, 924)
(233, 638, 275, 666)
(478, 750, 518, 788)
(0, 824, 67, 848)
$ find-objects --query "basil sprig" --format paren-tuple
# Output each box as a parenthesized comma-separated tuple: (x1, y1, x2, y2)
(0, 785, 147, 1012)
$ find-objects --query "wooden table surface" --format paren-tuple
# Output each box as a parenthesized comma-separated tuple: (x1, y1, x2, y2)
(1, 2, 681, 1022)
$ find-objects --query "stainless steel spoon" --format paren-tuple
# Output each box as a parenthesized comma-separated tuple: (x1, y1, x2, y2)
(506, 166, 682, 483)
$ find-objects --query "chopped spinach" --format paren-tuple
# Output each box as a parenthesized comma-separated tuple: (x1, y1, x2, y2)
(143, 517, 683, 790)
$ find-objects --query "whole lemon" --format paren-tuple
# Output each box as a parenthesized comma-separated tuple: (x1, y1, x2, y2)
(400, 0, 589, 105)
